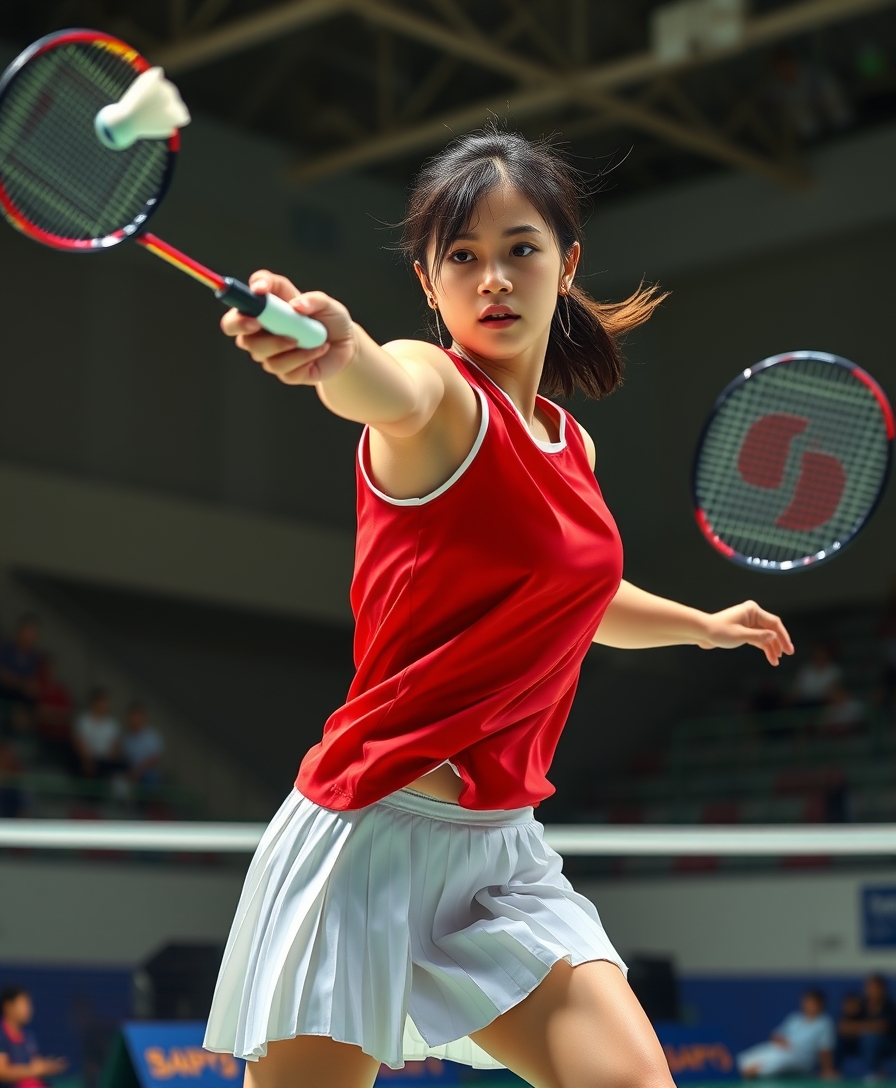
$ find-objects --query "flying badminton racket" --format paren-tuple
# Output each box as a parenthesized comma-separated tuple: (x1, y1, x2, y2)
(0, 29, 326, 347)
(692, 351, 893, 572)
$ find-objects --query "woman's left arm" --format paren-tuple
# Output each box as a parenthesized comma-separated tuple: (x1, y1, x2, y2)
(594, 580, 794, 667)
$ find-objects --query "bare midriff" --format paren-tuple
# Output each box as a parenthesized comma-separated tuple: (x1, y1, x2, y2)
(405, 763, 464, 803)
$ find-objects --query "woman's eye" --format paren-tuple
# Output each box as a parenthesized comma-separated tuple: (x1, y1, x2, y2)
(512, 243, 536, 257)
(449, 249, 475, 263)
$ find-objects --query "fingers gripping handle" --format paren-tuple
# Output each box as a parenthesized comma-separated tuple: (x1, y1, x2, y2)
(216, 278, 328, 348)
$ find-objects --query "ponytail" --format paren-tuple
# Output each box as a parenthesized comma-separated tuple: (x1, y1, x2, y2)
(542, 281, 668, 400)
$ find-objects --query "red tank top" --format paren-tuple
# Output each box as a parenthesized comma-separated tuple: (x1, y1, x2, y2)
(296, 350, 623, 810)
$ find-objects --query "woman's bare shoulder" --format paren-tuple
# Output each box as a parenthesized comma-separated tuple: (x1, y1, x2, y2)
(381, 338, 447, 366)
(382, 339, 470, 396)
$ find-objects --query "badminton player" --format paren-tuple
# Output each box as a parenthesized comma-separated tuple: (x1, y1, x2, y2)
(203, 127, 794, 1088)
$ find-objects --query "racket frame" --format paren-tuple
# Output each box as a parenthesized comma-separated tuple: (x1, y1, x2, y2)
(0, 29, 327, 348)
(691, 350, 894, 573)
(0, 28, 178, 251)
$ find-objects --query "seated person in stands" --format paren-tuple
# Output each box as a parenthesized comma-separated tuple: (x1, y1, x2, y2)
(0, 739, 26, 819)
(0, 616, 41, 709)
(0, 986, 67, 1088)
(817, 684, 866, 735)
(121, 701, 164, 789)
(34, 656, 74, 764)
(788, 641, 842, 709)
(73, 687, 124, 779)
(875, 601, 896, 709)
(834, 991, 864, 1069)
(737, 988, 835, 1078)
(835, 974, 896, 1080)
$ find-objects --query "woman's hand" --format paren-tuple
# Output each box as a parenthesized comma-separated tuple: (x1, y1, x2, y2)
(697, 600, 794, 666)
(221, 270, 357, 384)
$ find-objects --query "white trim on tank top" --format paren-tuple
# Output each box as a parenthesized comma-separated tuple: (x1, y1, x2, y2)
(358, 384, 490, 506)
(453, 348, 567, 454)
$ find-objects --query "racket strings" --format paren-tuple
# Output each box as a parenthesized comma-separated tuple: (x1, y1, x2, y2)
(0, 42, 168, 242)
(695, 357, 890, 566)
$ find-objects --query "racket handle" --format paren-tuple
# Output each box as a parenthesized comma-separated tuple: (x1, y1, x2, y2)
(216, 278, 328, 348)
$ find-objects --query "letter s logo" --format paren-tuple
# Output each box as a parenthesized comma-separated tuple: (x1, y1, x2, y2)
(738, 412, 846, 532)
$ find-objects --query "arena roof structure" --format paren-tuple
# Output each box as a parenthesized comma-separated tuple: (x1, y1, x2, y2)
(5, 0, 896, 195)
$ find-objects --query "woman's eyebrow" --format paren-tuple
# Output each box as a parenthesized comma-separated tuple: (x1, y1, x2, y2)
(453, 224, 542, 241)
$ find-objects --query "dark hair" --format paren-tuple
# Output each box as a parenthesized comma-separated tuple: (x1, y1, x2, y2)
(0, 986, 27, 1011)
(804, 988, 826, 1008)
(867, 974, 889, 991)
(400, 124, 667, 400)
(88, 686, 109, 706)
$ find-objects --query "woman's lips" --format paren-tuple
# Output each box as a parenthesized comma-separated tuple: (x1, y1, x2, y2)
(479, 314, 520, 328)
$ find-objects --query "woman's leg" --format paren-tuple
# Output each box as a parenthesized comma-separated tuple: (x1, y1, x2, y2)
(470, 959, 675, 1088)
(243, 1036, 380, 1088)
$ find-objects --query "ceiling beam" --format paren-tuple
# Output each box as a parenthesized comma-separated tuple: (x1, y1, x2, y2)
(152, 0, 347, 74)
(291, 84, 573, 183)
(348, 0, 896, 93)
(291, 0, 827, 186)
(291, 0, 896, 183)
(158, 0, 896, 79)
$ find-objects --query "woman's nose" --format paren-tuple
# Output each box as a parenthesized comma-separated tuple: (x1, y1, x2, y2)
(478, 263, 512, 294)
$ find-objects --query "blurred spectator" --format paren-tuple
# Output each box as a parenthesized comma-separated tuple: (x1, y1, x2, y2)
(73, 688, 124, 779)
(817, 685, 866, 736)
(0, 617, 41, 710)
(34, 656, 74, 761)
(823, 769, 850, 823)
(6, 706, 38, 770)
(737, 987, 835, 1078)
(0, 740, 25, 819)
(834, 991, 864, 1069)
(790, 642, 843, 708)
(121, 701, 164, 789)
(876, 610, 896, 709)
(0, 985, 67, 1087)
(835, 974, 896, 1080)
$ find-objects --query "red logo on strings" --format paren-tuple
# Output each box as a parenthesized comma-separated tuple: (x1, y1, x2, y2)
(737, 412, 846, 531)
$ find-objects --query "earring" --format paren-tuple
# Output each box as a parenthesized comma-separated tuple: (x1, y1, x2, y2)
(433, 305, 446, 348)
(557, 292, 572, 339)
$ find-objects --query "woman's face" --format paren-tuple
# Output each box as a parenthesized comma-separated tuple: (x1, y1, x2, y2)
(418, 184, 578, 365)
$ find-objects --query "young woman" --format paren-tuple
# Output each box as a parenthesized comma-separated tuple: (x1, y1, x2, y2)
(203, 128, 793, 1088)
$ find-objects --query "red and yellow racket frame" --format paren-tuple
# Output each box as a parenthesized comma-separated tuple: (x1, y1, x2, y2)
(0, 28, 223, 291)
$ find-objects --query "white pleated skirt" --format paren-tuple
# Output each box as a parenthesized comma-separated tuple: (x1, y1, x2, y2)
(203, 785, 626, 1071)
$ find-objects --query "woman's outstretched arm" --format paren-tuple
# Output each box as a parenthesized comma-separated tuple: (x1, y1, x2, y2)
(593, 580, 794, 667)
(220, 271, 448, 436)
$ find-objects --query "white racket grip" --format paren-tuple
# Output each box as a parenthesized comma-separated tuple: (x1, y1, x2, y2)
(258, 292, 328, 348)
(215, 277, 328, 348)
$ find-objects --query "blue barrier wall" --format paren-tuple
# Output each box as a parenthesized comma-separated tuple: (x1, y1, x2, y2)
(681, 974, 895, 1057)
(3, 962, 894, 1082)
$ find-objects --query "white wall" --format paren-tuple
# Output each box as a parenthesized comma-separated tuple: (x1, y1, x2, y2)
(589, 124, 896, 293)
(582, 867, 896, 975)
(6, 854, 896, 976)
(0, 858, 246, 966)
(0, 462, 353, 625)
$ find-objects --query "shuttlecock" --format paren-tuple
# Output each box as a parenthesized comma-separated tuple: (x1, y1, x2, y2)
(95, 67, 190, 151)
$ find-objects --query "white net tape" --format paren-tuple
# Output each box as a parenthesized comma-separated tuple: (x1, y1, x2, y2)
(2, 820, 896, 855)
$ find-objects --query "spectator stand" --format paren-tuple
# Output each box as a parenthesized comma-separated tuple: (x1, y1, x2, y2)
(573, 600, 896, 878)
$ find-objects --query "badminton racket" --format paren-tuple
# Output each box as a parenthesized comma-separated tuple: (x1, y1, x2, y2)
(0, 29, 326, 347)
(692, 351, 893, 572)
